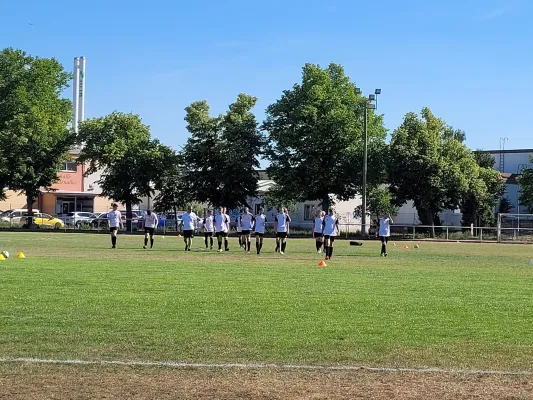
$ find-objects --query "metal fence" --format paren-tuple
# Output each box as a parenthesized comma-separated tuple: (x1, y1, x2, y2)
(1, 215, 531, 243)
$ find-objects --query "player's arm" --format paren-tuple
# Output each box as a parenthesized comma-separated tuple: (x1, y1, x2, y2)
(388, 214, 394, 224)
(321, 218, 326, 234)
(286, 215, 291, 234)
(335, 219, 340, 235)
(251, 215, 255, 230)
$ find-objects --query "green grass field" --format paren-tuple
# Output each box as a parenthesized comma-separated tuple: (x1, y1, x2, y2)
(1, 231, 533, 373)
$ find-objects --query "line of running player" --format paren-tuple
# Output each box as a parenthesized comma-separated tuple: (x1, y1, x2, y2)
(107, 203, 343, 259)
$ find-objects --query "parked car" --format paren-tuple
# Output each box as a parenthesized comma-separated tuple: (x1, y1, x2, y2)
(0, 209, 41, 226)
(91, 211, 140, 230)
(20, 213, 64, 229)
(64, 212, 98, 227)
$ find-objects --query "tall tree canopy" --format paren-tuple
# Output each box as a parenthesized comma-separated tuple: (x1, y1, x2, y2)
(518, 156, 533, 213)
(263, 62, 387, 212)
(77, 112, 173, 230)
(461, 152, 505, 227)
(388, 108, 477, 235)
(0, 48, 74, 221)
(180, 93, 263, 209)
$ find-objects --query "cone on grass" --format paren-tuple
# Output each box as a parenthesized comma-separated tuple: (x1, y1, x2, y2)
(17, 252, 25, 259)
(0, 254, 4, 261)
(392, 243, 396, 247)
(177, 234, 181, 238)
(318, 260, 327, 267)
(403, 245, 409, 249)
(414, 244, 420, 249)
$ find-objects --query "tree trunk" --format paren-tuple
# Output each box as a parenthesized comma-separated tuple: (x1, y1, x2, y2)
(322, 195, 330, 213)
(24, 193, 35, 229)
(125, 199, 132, 233)
(427, 208, 436, 238)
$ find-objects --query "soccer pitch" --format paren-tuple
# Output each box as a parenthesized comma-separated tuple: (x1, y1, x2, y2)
(1, 232, 533, 399)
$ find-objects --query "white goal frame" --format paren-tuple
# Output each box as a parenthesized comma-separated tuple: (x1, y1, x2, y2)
(497, 213, 533, 242)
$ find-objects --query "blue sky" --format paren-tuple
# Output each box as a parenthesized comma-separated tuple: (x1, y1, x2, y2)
(2, 0, 532, 158)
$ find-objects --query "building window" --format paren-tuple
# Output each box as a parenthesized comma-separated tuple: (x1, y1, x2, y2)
(61, 161, 77, 172)
(304, 204, 314, 220)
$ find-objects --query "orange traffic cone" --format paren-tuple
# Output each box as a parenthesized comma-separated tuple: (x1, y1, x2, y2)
(177, 234, 181, 238)
(392, 242, 396, 246)
(318, 260, 327, 267)
(403, 245, 409, 249)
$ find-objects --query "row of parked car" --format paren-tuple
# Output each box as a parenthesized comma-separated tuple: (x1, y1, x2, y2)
(0, 209, 189, 230)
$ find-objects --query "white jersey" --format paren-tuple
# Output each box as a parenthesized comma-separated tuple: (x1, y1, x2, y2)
(323, 215, 339, 236)
(254, 214, 266, 233)
(204, 215, 214, 232)
(215, 213, 228, 233)
(314, 217, 324, 233)
(240, 213, 254, 231)
(379, 217, 393, 237)
(275, 213, 291, 233)
(144, 213, 158, 228)
(182, 212, 197, 231)
(107, 210, 122, 228)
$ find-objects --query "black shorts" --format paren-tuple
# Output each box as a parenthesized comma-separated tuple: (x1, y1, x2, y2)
(241, 230, 251, 235)
(255, 232, 264, 237)
(276, 232, 287, 238)
(324, 235, 336, 243)
(183, 230, 194, 238)
(216, 231, 228, 238)
(145, 227, 155, 235)
(314, 232, 323, 239)
(380, 236, 389, 244)
(204, 232, 213, 237)
(110, 227, 118, 233)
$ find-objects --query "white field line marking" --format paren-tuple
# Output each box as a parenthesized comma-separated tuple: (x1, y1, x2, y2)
(0, 357, 532, 376)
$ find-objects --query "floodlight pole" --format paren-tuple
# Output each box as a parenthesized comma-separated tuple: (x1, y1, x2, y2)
(356, 87, 380, 235)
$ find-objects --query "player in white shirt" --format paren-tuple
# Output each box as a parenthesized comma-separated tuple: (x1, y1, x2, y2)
(203, 209, 215, 250)
(313, 210, 326, 253)
(274, 207, 291, 254)
(179, 206, 197, 251)
(143, 209, 158, 249)
(214, 207, 229, 252)
(236, 211, 243, 249)
(240, 207, 255, 253)
(223, 207, 230, 251)
(322, 209, 340, 260)
(254, 207, 267, 255)
(107, 203, 123, 249)
(378, 214, 394, 257)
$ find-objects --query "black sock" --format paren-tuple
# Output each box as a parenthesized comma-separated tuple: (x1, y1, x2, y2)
(112, 236, 116, 246)
(239, 237, 242, 246)
(150, 238, 154, 248)
(218, 240, 222, 250)
(281, 242, 286, 252)
(144, 238, 148, 247)
(381, 243, 386, 254)
(210, 237, 213, 247)
(260, 241, 263, 250)
(330, 247, 334, 258)
(225, 239, 228, 250)
(316, 241, 321, 251)
(256, 242, 260, 253)
(205, 237, 208, 248)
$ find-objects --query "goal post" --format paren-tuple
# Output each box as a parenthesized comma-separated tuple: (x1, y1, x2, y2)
(497, 213, 533, 242)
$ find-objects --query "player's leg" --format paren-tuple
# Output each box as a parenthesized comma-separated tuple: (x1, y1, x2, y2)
(204, 233, 209, 249)
(255, 233, 260, 254)
(324, 236, 331, 259)
(110, 227, 118, 248)
(329, 236, 336, 259)
(209, 233, 214, 249)
(150, 229, 155, 248)
(217, 232, 223, 252)
(144, 230, 149, 249)
(380, 236, 386, 256)
(281, 233, 287, 254)
(187, 231, 192, 251)
(275, 235, 280, 252)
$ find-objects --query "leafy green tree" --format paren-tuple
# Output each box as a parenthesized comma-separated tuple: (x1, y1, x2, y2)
(153, 162, 189, 214)
(263, 62, 387, 212)
(473, 150, 496, 169)
(261, 184, 297, 213)
(180, 93, 263, 209)
(461, 154, 505, 227)
(0, 48, 73, 224)
(77, 112, 172, 231)
(498, 196, 514, 214)
(354, 186, 399, 219)
(518, 156, 533, 213)
(388, 107, 476, 236)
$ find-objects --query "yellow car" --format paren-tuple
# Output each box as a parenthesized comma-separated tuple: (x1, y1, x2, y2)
(32, 213, 65, 229)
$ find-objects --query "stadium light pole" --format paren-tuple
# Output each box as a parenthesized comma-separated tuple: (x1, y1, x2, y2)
(355, 86, 380, 234)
